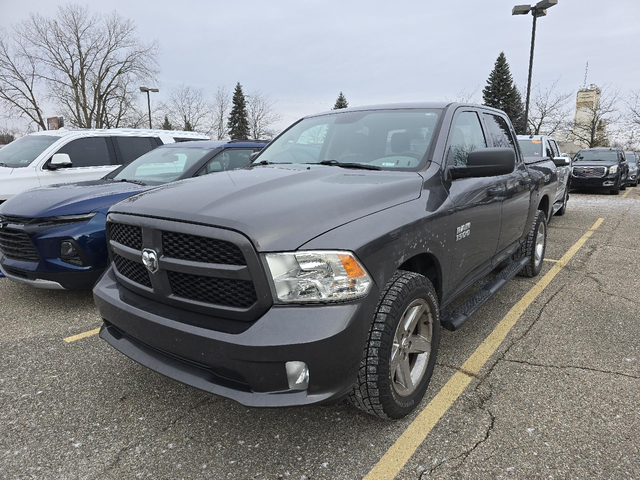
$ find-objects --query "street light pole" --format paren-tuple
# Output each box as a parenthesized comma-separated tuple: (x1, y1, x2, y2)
(139, 86, 159, 129)
(524, 11, 537, 134)
(512, 0, 557, 134)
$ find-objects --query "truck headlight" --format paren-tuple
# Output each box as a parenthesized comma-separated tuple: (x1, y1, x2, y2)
(265, 251, 372, 303)
(608, 165, 618, 174)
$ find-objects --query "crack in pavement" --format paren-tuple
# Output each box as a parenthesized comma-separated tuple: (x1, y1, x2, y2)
(417, 285, 569, 478)
(99, 395, 216, 476)
(500, 359, 640, 380)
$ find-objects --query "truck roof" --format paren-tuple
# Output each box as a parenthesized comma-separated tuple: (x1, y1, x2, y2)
(306, 102, 508, 118)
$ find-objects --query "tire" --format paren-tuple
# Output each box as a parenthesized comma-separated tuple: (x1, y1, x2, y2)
(349, 271, 440, 419)
(621, 183, 627, 191)
(516, 210, 547, 277)
(610, 186, 620, 195)
(555, 189, 569, 216)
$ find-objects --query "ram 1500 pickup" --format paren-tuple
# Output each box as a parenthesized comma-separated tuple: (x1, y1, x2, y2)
(93, 103, 557, 419)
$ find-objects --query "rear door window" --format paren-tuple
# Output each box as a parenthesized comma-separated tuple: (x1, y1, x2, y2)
(56, 137, 113, 167)
(113, 137, 158, 165)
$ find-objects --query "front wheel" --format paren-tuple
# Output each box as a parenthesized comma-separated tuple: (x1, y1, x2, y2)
(349, 271, 440, 419)
(516, 210, 547, 277)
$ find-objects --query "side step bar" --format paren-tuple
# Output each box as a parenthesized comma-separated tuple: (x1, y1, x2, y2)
(440, 257, 530, 331)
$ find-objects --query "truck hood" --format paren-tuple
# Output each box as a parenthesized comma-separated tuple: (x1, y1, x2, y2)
(0, 180, 152, 218)
(111, 165, 424, 251)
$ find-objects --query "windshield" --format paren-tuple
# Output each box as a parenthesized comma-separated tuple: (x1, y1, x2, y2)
(518, 139, 543, 157)
(106, 146, 215, 184)
(0, 135, 59, 168)
(255, 109, 442, 170)
(574, 150, 618, 162)
(625, 153, 638, 165)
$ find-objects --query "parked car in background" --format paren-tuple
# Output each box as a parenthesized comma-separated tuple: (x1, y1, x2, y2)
(625, 151, 639, 187)
(0, 140, 266, 290)
(93, 102, 557, 419)
(517, 134, 571, 216)
(572, 147, 628, 195)
(0, 128, 209, 205)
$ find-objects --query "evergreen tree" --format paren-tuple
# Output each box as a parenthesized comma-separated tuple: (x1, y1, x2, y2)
(333, 92, 348, 110)
(482, 52, 526, 134)
(161, 116, 173, 130)
(184, 120, 194, 132)
(228, 82, 250, 139)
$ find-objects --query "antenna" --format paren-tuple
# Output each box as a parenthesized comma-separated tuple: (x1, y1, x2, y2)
(583, 61, 589, 88)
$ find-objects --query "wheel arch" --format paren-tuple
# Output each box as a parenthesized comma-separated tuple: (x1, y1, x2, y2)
(397, 252, 443, 303)
(538, 194, 551, 220)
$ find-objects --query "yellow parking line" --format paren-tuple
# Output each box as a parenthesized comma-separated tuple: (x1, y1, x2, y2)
(364, 217, 605, 480)
(543, 258, 558, 263)
(622, 188, 632, 198)
(63, 327, 101, 343)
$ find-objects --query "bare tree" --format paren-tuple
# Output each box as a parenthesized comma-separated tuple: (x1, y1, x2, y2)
(571, 84, 620, 148)
(9, 4, 158, 129)
(0, 30, 47, 130)
(527, 79, 573, 135)
(246, 91, 281, 139)
(161, 84, 212, 133)
(625, 89, 640, 128)
(212, 86, 231, 140)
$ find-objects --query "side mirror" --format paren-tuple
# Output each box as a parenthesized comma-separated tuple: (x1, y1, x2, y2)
(450, 147, 515, 180)
(553, 157, 570, 167)
(250, 151, 261, 162)
(49, 153, 73, 170)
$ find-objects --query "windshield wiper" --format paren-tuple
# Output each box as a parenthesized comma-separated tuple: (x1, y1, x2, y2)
(116, 178, 147, 186)
(248, 160, 291, 169)
(306, 160, 381, 170)
(0, 163, 10, 168)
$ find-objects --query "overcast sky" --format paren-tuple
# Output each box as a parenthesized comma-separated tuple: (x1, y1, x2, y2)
(2, 0, 639, 131)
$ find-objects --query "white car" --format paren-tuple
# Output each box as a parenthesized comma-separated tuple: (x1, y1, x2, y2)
(0, 128, 209, 204)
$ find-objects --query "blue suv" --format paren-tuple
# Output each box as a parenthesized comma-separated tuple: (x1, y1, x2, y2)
(0, 140, 266, 289)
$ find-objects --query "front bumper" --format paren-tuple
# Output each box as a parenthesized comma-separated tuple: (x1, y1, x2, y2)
(93, 268, 379, 407)
(571, 176, 619, 189)
(0, 213, 108, 290)
(0, 257, 102, 289)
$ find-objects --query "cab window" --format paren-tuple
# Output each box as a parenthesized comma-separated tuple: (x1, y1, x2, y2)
(483, 114, 516, 151)
(447, 111, 487, 166)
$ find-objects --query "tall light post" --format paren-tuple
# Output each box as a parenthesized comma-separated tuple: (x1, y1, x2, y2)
(139, 86, 159, 129)
(512, 0, 557, 133)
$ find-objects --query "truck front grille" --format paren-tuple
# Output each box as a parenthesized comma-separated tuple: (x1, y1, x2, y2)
(106, 215, 272, 325)
(162, 231, 246, 265)
(168, 271, 257, 308)
(0, 228, 39, 262)
(113, 253, 152, 288)
(109, 223, 143, 250)
(572, 166, 606, 178)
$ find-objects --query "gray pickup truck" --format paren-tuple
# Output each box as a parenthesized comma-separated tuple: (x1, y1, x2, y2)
(518, 134, 571, 216)
(93, 103, 558, 419)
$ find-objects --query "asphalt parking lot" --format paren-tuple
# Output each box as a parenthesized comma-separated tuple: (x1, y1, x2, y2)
(1, 188, 639, 480)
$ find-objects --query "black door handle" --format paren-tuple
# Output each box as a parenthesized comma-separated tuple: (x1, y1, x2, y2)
(487, 187, 506, 196)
